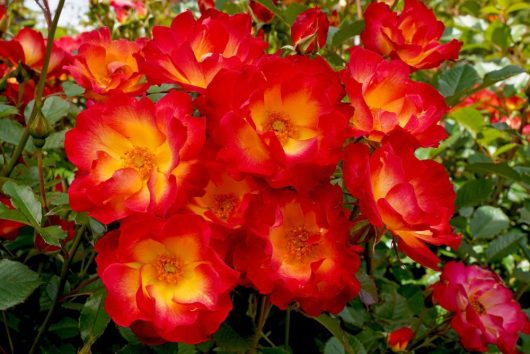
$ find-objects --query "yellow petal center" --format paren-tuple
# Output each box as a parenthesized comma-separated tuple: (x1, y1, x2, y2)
(155, 255, 183, 284)
(212, 193, 239, 221)
(122, 146, 156, 179)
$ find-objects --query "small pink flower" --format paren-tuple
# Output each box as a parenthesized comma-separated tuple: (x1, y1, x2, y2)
(432, 261, 530, 353)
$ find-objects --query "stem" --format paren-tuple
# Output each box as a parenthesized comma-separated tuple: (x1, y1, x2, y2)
(1, 0, 66, 177)
(2, 311, 14, 354)
(284, 308, 291, 347)
(355, 0, 363, 19)
(36, 150, 48, 212)
(28, 225, 86, 354)
(249, 296, 271, 354)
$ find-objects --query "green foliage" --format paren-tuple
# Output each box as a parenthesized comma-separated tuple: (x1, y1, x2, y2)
(0, 259, 41, 310)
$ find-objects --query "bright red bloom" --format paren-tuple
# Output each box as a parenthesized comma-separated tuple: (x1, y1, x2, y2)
(387, 327, 414, 352)
(291, 7, 329, 53)
(140, 10, 267, 91)
(65, 92, 205, 224)
(249, 0, 275, 23)
(65, 28, 147, 101)
(0, 28, 70, 75)
(361, 0, 462, 69)
(432, 262, 530, 353)
(341, 47, 448, 147)
(233, 186, 361, 316)
(203, 55, 349, 191)
(343, 131, 461, 270)
(96, 214, 239, 344)
(0, 196, 25, 240)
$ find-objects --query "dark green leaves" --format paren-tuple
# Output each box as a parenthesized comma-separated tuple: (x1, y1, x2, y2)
(438, 64, 525, 106)
(331, 20, 365, 47)
(438, 64, 480, 105)
(456, 179, 495, 208)
(1, 181, 66, 245)
(79, 289, 110, 351)
(0, 259, 41, 310)
(470, 206, 510, 239)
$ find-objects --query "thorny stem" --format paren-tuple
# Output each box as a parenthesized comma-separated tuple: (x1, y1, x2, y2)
(1, 0, 66, 177)
(29, 224, 86, 354)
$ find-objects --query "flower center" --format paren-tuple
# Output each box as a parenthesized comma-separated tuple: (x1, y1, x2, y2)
(286, 226, 318, 263)
(264, 112, 294, 144)
(470, 297, 486, 315)
(212, 193, 238, 220)
(122, 146, 155, 179)
(155, 255, 183, 284)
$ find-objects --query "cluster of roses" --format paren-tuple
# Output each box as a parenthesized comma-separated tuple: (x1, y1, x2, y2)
(457, 88, 530, 138)
(0, 0, 529, 351)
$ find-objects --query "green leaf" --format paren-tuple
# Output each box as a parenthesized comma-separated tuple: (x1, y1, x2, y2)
(43, 130, 66, 150)
(357, 270, 378, 306)
(40, 225, 67, 246)
(0, 119, 24, 145)
(79, 289, 110, 349)
(283, 3, 307, 25)
(467, 162, 522, 181)
(50, 317, 80, 339)
(456, 179, 495, 208)
(470, 206, 510, 239)
(332, 20, 365, 47)
(515, 268, 530, 283)
(42, 96, 71, 125)
(485, 20, 512, 50)
(62, 81, 85, 97)
(0, 202, 29, 224)
(480, 65, 525, 89)
(213, 324, 252, 351)
(507, 2, 530, 13)
(485, 230, 526, 261)
(449, 107, 485, 137)
(177, 343, 196, 354)
(314, 314, 355, 354)
(374, 291, 412, 321)
(3, 181, 42, 225)
(438, 64, 480, 104)
(324, 337, 345, 354)
(0, 259, 41, 310)
(0, 104, 19, 118)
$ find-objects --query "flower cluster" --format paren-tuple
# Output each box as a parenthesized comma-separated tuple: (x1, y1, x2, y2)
(15, 1, 514, 350)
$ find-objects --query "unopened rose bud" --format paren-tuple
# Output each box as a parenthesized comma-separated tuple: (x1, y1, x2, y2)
(250, 0, 275, 24)
(29, 111, 51, 149)
(291, 7, 329, 54)
(387, 327, 414, 352)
